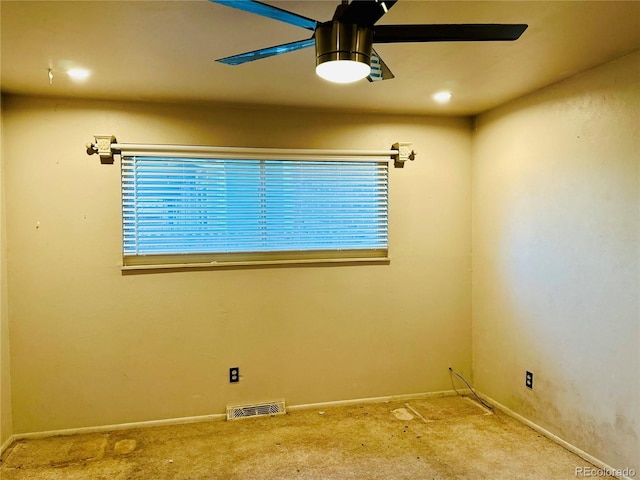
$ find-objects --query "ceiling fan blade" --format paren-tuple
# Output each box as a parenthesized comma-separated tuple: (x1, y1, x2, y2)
(209, 0, 318, 31)
(367, 49, 395, 82)
(338, 0, 398, 27)
(216, 38, 315, 66)
(373, 24, 528, 43)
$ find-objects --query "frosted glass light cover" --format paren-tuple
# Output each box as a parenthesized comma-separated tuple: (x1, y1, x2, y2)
(316, 60, 371, 84)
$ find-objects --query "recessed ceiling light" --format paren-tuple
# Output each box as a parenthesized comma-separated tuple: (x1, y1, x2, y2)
(433, 91, 452, 103)
(67, 69, 90, 81)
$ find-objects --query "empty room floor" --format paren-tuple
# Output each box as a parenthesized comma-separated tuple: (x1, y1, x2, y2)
(0, 395, 612, 480)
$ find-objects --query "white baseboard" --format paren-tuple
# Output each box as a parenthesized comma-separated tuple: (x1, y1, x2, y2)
(8, 389, 458, 444)
(288, 389, 460, 412)
(0, 434, 15, 457)
(480, 393, 635, 480)
(11, 412, 226, 442)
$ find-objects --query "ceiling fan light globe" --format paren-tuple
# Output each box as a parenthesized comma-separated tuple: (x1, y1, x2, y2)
(316, 60, 371, 84)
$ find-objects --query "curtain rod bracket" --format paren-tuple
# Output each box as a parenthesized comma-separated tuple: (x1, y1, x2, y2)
(392, 142, 416, 168)
(87, 135, 117, 164)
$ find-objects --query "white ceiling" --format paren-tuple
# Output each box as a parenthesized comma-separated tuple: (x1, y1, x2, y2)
(1, 0, 639, 115)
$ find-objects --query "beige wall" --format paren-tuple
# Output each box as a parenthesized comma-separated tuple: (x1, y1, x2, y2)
(2, 95, 472, 433)
(1, 94, 14, 447)
(472, 51, 640, 471)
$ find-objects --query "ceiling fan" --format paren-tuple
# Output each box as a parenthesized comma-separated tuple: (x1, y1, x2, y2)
(210, 0, 528, 83)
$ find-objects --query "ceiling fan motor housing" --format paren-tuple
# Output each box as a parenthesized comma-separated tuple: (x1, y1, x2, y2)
(315, 21, 374, 68)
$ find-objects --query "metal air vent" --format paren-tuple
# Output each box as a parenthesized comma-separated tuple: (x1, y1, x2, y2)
(226, 401, 286, 421)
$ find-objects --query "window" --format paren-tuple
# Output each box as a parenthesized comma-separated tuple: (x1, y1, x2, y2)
(121, 152, 389, 268)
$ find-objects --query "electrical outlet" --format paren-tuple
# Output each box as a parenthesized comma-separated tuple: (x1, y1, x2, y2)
(229, 367, 239, 383)
(525, 371, 533, 389)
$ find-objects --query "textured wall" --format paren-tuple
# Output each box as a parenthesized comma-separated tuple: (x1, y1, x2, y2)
(1, 95, 13, 448)
(472, 51, 640, 472)
(2, 96, 472, 433)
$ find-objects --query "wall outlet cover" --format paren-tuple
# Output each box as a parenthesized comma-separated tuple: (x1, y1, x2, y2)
(525, 371, 533, 389)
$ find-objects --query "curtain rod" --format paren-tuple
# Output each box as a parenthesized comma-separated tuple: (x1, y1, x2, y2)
(86, 135, 416, 168)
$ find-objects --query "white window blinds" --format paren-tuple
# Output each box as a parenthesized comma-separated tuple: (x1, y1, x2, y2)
(121, 154, 389, 267)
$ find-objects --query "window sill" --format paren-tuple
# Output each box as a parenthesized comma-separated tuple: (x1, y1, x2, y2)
(121, 256, 390, 273)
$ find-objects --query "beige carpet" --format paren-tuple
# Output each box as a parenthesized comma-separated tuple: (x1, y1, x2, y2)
(0, 395, 612, 479)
